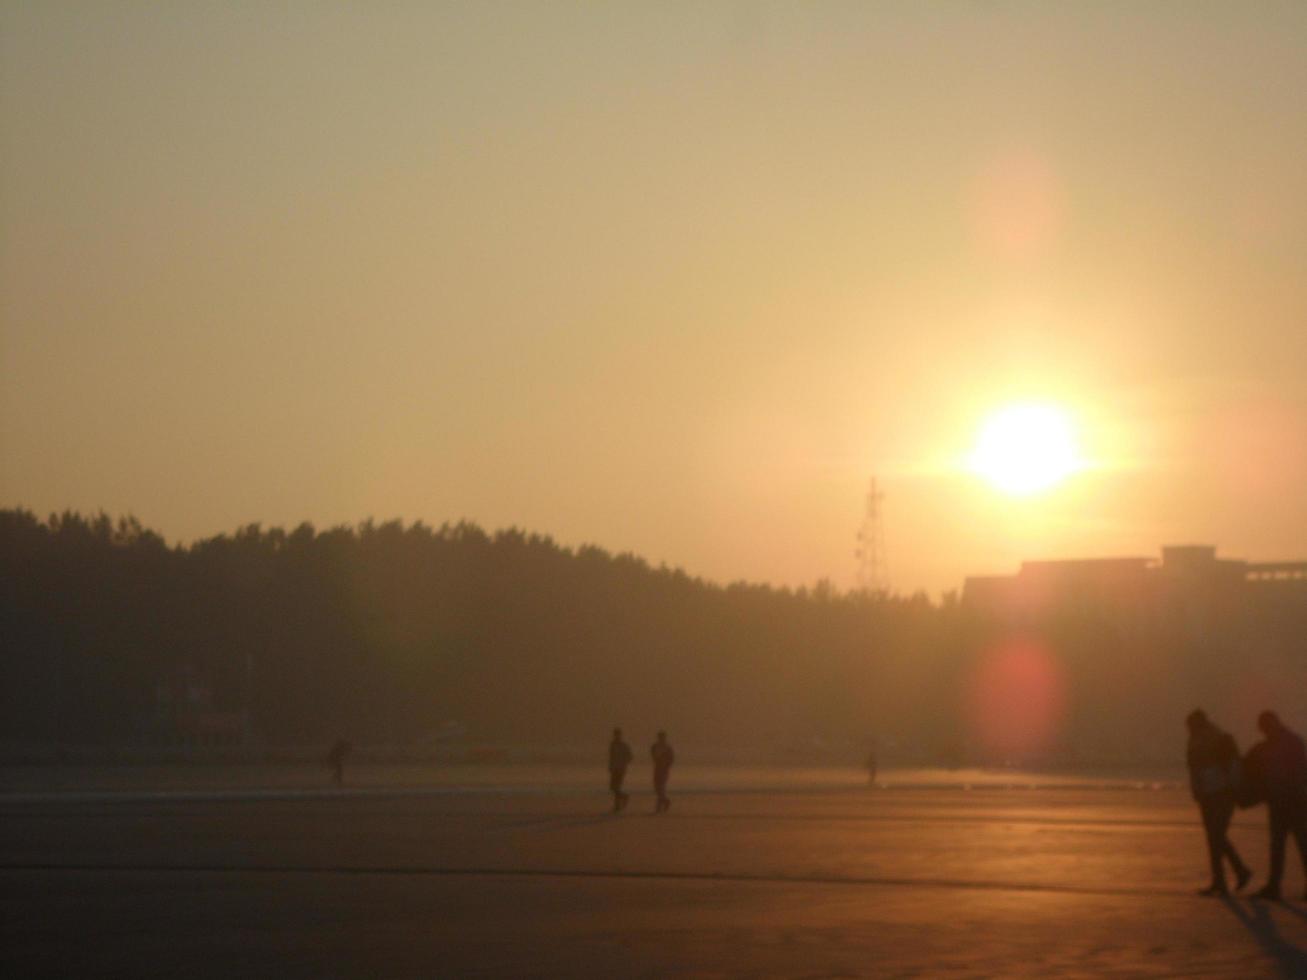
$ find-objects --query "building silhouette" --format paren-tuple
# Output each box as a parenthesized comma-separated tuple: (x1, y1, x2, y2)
(960, 546, 1307, 764)
(964, 545, 1307, 619)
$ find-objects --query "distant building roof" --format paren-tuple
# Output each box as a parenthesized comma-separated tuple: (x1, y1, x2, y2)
(962, 544, 1306, 611)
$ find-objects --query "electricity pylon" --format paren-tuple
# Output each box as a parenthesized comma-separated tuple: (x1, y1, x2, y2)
(855, 477, 888, 594)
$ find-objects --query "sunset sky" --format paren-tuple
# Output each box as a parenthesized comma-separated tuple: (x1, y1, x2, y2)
(3, 2, 1305, 595)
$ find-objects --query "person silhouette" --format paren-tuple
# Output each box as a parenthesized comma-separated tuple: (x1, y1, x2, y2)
(1246, 711, 1307, 900)
(326, 738, 351, 786)
(1185, 709, 1250, 895)
(608, 728, 632, 813)
(651, 731, 674, 813)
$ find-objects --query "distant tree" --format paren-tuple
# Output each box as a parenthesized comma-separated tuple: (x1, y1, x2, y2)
(5, 507, 1297, 761)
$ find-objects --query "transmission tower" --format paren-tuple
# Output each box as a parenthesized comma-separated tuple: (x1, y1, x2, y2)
(855, 477, 888, 594)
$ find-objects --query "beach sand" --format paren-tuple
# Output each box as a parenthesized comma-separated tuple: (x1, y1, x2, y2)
(4, 775, 1305, 977)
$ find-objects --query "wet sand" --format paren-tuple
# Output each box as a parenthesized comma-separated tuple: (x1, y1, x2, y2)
(4, 782, 1306, 977)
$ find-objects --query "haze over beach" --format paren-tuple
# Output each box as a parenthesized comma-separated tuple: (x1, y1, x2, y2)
(6, 4, 1307, 978)
(4, 2, 1307, 594)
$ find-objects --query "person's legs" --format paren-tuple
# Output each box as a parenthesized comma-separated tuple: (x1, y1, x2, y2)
(1258, 805, 1288, 897)
(1199, 801, 1230, 891)
(610, 768, 626, 811)
(1220, 836, 1251, 889)
(1288, 801, 1307, 884)
(1210, 798, 1250, 885)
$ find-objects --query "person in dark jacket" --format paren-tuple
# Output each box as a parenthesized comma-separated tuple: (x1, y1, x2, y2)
(1185, 710, 1251, 895)
(608, 728, 633, 813)
(651, 731, 674, 813)
(1246, 711, 1307, 900)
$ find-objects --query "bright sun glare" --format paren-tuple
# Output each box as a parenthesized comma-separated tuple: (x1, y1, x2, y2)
(968, 403, 1083, 496)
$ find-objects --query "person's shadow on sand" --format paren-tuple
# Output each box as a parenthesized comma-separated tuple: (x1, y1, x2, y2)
(1278, 903, 1307, 926)
(1222, 898, 1307, 978)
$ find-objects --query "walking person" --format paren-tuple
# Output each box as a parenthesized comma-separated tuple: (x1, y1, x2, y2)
(608, 728, 632, 813)
(865, 743, 879, 788)
(326, 738, 352, 786)
(1185, 710, 1251, 895)
(1246, 711, 1307, 900)
(651, 731, 674, 813)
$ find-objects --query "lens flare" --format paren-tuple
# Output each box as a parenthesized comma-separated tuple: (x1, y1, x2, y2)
(971, 149, 1063, 264)
(966, 640, 1067, 761)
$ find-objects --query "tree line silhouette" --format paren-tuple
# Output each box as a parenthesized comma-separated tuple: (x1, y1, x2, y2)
(2, 508, 1303, 762)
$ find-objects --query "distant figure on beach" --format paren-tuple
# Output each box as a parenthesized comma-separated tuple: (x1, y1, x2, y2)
(865, 744, 879, 787)
(1244, 711, 1307, 900)
(1184, 710, 1250, 895)
(327, 738, 352, 786)
(652, 731, 674, 813)
(608, 728, 632, 813)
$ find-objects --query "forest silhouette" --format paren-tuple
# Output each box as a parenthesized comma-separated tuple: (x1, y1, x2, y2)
(2, 508, 1302, 762)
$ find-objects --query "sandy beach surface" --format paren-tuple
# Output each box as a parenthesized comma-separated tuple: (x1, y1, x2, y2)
(4, 770, 1306, 977)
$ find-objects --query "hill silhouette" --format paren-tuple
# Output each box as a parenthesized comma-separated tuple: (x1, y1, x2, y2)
(0, 509, 954, 754)
(2, 508, 1303, 762)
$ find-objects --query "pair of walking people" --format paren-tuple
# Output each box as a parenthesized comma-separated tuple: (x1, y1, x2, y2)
(1187, 709, 1307, 899)
(608, 728, 674, 814)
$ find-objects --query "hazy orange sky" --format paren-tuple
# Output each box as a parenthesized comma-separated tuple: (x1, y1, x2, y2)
(3, 2, 1305, 594)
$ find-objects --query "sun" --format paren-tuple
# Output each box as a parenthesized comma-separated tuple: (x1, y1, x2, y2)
(968, 403, 1083, 496)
